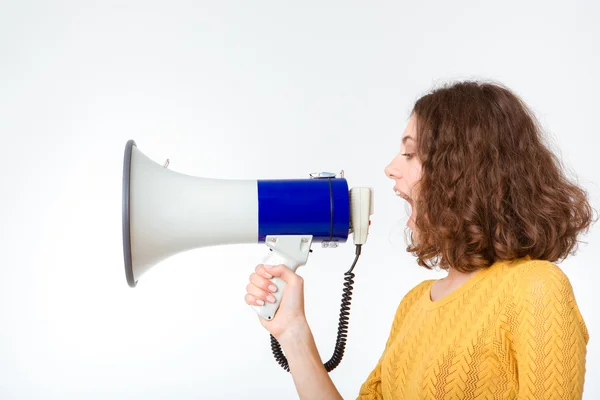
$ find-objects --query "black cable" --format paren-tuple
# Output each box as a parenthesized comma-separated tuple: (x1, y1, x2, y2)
(270, 244, 362, 373)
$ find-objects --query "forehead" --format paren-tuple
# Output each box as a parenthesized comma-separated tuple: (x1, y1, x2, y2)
(401, 115, 417, 144)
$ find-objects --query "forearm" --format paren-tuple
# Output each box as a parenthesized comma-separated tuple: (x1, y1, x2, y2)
(278, 322, 344, 400)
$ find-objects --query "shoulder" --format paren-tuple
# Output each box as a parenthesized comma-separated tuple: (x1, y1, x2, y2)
(512, 260, 575, 300)
(506, 259, 585, 330)
(515, 259, 567, 279)
(504, 259, 589, 343)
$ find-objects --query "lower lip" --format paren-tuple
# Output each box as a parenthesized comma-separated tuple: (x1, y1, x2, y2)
(396, 194, 414, 225)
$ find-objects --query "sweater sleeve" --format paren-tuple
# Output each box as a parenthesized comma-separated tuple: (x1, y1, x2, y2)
(356, 280, 431, 400)
(510, 261, 589, 400)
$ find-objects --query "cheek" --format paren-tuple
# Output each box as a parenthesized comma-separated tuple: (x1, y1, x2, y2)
(406, 177, 422, 202)
(407, 171, 420, 189)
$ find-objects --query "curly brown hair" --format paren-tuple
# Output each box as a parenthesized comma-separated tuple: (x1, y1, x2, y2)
(406, 80, 596, 272)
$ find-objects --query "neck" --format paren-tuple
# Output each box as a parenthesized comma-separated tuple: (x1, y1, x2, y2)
(445, 266, 477, 282)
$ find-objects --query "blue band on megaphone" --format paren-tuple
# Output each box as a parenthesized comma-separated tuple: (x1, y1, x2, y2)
(257, 178, 350, 243)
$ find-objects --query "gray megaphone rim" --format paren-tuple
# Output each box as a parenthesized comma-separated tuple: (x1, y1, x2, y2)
(122, 139, 137, 288)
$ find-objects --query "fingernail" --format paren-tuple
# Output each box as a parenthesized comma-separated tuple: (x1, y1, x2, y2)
(264, 272, 273, 279)
(264, 264, 274, 269)
(267, 294, 276, 303)
(268, 284, 277, 292)
(256, 299, 265, 306)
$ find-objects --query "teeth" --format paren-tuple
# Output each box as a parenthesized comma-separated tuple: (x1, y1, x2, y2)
(394, 190, 409, 200)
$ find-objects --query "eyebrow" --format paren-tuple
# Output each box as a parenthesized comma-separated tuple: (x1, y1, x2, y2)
(402, 136, 414, 144)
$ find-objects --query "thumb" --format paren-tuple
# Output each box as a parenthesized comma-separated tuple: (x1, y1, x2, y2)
(264, 264, 302, 285)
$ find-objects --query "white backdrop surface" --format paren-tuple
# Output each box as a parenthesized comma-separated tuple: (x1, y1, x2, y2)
(1, 1, 598, 398)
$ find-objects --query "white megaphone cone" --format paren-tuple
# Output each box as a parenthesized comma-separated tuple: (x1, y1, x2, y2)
(122, 140, 373, 324)
(122, 140, 261, 285)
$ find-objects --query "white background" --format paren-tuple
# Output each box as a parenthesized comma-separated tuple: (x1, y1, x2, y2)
(1, 1, 599, 398)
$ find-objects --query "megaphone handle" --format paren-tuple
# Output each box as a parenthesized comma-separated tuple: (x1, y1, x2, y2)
(252, 250, 300, 321)
(251, 235, 312, 320)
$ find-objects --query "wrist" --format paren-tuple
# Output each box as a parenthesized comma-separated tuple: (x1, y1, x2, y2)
(276, 318, 311, 347)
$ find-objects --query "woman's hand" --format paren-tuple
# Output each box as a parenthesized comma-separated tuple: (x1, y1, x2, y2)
(245, 264, 343, 399)
(244, 264, 308, 341)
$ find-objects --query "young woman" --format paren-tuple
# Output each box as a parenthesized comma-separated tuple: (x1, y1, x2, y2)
(244, 81, 595, 399)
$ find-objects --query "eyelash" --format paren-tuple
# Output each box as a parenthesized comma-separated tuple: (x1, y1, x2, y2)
(402, 153, 414, 160)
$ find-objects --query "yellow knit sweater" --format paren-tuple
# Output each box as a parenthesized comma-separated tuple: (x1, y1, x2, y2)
(357, 257, 589, 399)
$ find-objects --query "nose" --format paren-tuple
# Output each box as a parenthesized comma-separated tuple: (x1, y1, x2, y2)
(384, 162, 399, 180)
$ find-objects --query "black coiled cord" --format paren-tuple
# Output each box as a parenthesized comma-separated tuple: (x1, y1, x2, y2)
(270, 244, 362, 373)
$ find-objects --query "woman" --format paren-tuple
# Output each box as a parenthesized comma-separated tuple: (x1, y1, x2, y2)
(244, 81, 595, 399)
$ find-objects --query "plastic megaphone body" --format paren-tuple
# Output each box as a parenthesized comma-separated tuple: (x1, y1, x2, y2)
(122, 139, 374, 322)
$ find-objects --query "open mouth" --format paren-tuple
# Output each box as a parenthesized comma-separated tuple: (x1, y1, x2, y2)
(394, 187, 414, 224)
(394, 187, 412, 202)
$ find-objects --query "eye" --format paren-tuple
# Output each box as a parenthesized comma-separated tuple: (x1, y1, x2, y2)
(401, 153, 414, 160)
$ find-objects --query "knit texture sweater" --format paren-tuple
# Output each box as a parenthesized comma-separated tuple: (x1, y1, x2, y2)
(357, 257, 589, 399)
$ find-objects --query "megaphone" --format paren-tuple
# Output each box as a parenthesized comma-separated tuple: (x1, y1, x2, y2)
(122, 139, 373, 371)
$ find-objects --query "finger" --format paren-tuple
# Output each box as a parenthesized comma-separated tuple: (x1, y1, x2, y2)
(255, 264, 273, 279)
(245, 293, 265, 306)
(250, 272, 277, 293)
(264, 264, 303, 285)
(246, 282, 277, 304)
